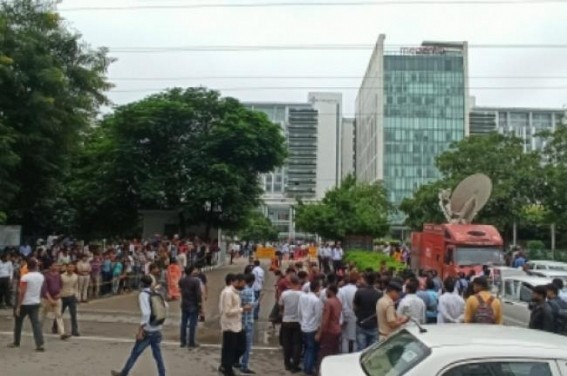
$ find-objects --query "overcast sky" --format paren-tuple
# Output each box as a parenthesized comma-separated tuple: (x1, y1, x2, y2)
(58, 0, 567, 115)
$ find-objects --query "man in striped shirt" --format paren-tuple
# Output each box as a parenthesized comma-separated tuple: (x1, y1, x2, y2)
(239, 273, 257, 374)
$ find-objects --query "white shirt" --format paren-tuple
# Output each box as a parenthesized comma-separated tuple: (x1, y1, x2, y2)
(397, 293, 426, 324)
(338, 283, 358, 321)
(298, 292, 323, 332)
(0, 260, 13, 279)
(302, 281, 311, 293)
(437, 291, 465, 324)
(332, 247, 343, 261)
(177, 253, 187, 269)
(321, 247, 331, 258)
(21, 271, 45, 305)
(279, 290, 302, 323)
(252, 266, 265, 292)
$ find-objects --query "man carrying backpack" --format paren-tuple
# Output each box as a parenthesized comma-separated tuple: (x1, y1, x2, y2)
(464, 276, 503, 325)
(111, 275, 167, 376)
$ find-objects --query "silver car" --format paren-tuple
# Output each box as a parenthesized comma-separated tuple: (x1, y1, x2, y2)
(321, 324, 567, 376)
(498, 275, 554, 327)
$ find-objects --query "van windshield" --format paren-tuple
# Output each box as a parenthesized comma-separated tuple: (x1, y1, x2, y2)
(456, 247, 503, 266)
(360, 330, 431, 376)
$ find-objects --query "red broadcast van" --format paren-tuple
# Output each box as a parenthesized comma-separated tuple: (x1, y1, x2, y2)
(411, 223, 504, 278)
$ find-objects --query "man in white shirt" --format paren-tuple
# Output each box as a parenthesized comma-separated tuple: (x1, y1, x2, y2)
(338, 273, 358, 353)
(437, 277, 465, 324)
(8, 258, 45, 352)
(298, 280, 323, 375)
(112, 275, 167, 376)
(397, 278, 426, 324)
(0, 253, 14, 308)
(279, 276, 303, 372)
(331, 242, 344, 272)
(251, 260, 264, 320)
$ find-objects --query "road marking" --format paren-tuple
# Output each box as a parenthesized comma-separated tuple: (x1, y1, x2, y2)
(0, 331, 280, 351)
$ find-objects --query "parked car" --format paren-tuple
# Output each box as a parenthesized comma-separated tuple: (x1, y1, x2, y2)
(488, 266, 527, 293)
(528, 269, 567, 284)
(320, 324, 566, 376)
(498, 275, 554, 327)
(525, 260, 567, 272)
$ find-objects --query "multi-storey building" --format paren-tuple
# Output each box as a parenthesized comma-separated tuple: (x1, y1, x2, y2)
(470, 106, 565, 152)
(245, 92, 342, 239)
(355, 34, 470, 225)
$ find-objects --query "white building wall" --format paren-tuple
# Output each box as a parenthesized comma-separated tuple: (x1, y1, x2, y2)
(308, 92, 342, 199)
(341, 118, 355, 181)
(355, 34, 385, 184)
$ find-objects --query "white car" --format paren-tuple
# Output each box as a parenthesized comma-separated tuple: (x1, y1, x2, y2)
(526, 260, 567, 272)
(528, 269, 567, 283)
(320, 324, 567, 376)
(498, 275, 553, 327)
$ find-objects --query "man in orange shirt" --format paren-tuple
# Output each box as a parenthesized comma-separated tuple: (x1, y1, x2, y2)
(464, 276, 503, 324)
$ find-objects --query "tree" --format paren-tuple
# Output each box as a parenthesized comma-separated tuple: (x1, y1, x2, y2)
(541, 124, 567, 226)
(295, 175, 391, 240)
(399, 180, 448, 231)
(70, 87, 286, 239)
(400, 133, 543, 234)
(0, 0, 112, 235)
(235, 211, 279, 242)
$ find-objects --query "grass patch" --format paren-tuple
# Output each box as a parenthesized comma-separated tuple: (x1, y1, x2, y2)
(344, 250, 405, 272)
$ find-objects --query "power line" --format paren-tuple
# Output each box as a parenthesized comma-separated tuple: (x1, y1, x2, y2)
(107, 43, 567, 53)
(109, 85, 567, 93)
(109, 75, 567, 81)
(58, 0, 567, 12)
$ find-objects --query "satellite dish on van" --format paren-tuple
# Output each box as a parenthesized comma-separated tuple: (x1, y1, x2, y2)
(438, 174, 492, 224)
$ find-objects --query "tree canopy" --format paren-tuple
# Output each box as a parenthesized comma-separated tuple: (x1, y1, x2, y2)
(0, 0, 112, 233)
(69, 87, 287, 239)
(400, 133, 543, 232)
(295, 175, 392, 240)
(232, 211, 279, 242)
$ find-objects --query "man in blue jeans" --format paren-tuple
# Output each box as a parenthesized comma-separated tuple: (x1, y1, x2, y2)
(239, 273, 257, 374)
(111, 275, 167, 376)
(298, 280, 323, 375)
(353, 272, 382, 350)
(178, 266, 202, 348)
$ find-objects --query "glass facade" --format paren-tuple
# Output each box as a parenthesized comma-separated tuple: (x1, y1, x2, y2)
(382, 53, 466, 222)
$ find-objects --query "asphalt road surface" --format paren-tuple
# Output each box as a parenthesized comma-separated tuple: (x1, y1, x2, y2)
(0, 258, 291, 376)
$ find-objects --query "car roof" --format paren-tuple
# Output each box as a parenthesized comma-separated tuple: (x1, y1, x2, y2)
(405, 324, 567, 351)
(528, 260, 567, 266)
(531, 270, 567, 277)
(502, 275, 553, 285)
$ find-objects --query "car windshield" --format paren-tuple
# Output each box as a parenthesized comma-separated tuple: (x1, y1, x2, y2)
(456, 247, 503, 266)
(360, 330, 431, 376)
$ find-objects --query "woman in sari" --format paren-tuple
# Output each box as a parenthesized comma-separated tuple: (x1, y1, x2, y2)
(166, 257, 182, 301)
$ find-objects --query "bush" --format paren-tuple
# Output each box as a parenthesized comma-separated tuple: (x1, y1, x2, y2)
(527, 240, 545, 251)
(344, 250, 405, 272)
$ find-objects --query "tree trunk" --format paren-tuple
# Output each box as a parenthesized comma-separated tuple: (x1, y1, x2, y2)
(178, 211, 186, 238)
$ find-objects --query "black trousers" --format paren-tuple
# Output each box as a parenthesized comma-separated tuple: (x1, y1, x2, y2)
(14, 304, 44, 347)
(53, 296, 79, 335)
(221, 330, 246, 373)
(281, 322, 302, 369)
(0, 277, 11, 306)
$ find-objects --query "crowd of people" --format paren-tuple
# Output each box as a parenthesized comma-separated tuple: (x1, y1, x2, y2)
(215, 245, 567, 376)
(4, 236, 567, 376)
(0, 235, 222, 310)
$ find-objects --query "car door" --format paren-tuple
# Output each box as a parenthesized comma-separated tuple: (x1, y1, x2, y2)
(501, 279, 530, 327)
(438, 359, 562, 376)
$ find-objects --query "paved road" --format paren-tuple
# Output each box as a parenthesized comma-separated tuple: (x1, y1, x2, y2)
(0, 258, 291, 376)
